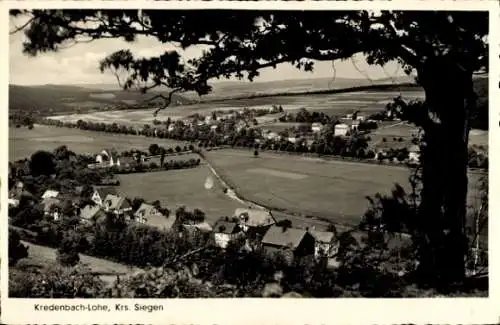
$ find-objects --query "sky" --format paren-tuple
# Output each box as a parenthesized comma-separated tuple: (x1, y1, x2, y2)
(9, 15, 408, 86)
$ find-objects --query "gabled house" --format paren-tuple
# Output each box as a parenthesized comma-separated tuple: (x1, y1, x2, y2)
(99, 149, 121, 166)
(103, 194, 132, 215)
(334, 123, 350, 136)
(42, 198, 62, 221)
(133, 203, 177, 231)
(91, 187, 118, 206)
(80, 204, 106, 224)
(234, 208, 276, 232)
(309, 230, 339, 259)
(182, 222, 213, 233)
(41, 189, 59, 200)
(261, 226, 315, 258)
(212, 220, 243, 249)
(408, 145, 421, 163)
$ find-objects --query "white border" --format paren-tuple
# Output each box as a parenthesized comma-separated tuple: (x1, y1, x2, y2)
(1, 1, 499, 324)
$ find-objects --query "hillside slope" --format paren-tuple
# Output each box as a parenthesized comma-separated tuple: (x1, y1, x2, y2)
(9, 84, 195, 114)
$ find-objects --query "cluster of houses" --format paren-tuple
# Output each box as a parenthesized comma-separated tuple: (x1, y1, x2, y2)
(9, 181, 339, 262)
(212, 208, 339, 261)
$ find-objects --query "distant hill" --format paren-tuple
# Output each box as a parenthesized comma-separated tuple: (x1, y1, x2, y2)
(9, 84, 196, 114)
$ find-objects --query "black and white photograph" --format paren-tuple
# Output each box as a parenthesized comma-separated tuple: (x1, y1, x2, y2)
(3, 1, 497, 323)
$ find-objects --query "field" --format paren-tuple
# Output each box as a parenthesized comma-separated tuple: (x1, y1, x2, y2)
(204, 149, 485, 228)
(9, 125, 190, 161)
(117, 166, 248, 225)
(11, 241, 140, 285)
(50, 89, 426, 127)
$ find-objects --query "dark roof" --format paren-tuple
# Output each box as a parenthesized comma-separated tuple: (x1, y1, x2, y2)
(213, 220, 240, 234)
(261, 226, 308, 249)
(96, 187, 118, 198)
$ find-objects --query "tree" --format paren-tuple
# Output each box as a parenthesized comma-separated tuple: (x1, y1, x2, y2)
(9, 229, 29, 266)
(148, 143, 160, 156)
(57, 232, 81, 267)
(30, 150, 56, 177)
(13, 9, 487, 286)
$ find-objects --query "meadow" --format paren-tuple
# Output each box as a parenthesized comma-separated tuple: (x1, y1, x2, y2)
(204, 149, 485, 228)
(50, 89, 426, 127)
(9, 125, 190, 161)
(117, 166, 248, 225)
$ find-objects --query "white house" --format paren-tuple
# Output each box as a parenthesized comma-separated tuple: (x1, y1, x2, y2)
(309, 230, 339, 259)
(351, 120, 360, 132)
(41, 189, 59, 200)
(334, 124, 350, 136)
(91, 187, 118, 206)
(103, 194, 132, 215)
(287, 137, 298, 144)
(408, 145, 421, 163)
(311, 123, 324, 133)
(266, 132, 280, 141)
(213, 220, 243, 249)
(167, 124, 176, 132)
(100, 149, 121, 167)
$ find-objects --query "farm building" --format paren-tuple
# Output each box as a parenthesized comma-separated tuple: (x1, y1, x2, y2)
(91, 187, 118, 206)
(311, 123, 324, 133)
(409, 145, 421, 163)
(80, 204, 106, 224)
(309, 230, 339, 259)
(334, 124, 350, 136)
(212, 220, 243, 249)
(41, 189, 59, 200)
(261, 226, 315, 258)
(103, 194, 132, 215)
(351, 120, 360, 131)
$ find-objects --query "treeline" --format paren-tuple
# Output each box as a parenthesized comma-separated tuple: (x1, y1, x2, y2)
(112, 158, 201, 174)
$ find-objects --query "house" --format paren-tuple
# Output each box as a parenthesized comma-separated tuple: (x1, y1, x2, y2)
(91, 187, 118, 206)
(287, 136, 298, 144)
(103, 194, 132, 215)
(133, 203, 177, 231)
(42, 198, 62, 221)
(334, 123, 350, 136)
(167, 124, 176, 132)
(100, 149, 121, 166)
(80, 204, 106, 224)
(351, 120, 360, 132)
(311, 123, 324, 133)
(408, 145, 421, 163)
(41, 189, 59, 200)
(266, 132, 280, 141)
(309, 230, 339, 259)
(182, 222, 213, 233)
(234, 208, 276, 232)
(8, 185, 35, 208)
(261, 226, 315, 258)
(212, 220, 243, 249)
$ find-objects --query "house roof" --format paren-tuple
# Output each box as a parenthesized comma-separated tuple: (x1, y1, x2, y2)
(80, 204, 104, 220)
(42, 198, 61, 212)
(234, 208, 276, 227)
(309, 230, 335, 243)
(41, 190, 59, 199)
(103, 194, 130, 211)
(335, 123, 349, 128)
(95, 187, 118, 198)
(213, 220, 240, 234)
(183, 222, 213, 232)
(409, 145, 420, 152)
(261, 226, 308, 250)
(134, 203, 177, 230)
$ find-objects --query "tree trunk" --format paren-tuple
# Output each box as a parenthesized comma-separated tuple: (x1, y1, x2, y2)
(416, 57, 474, 287)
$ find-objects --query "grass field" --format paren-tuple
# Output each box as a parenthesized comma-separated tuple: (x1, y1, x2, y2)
(51, 89, 426, 126)
(204, 149, 485, 228)
(9, 125, 190, 161)
(117, 166, 248, 225)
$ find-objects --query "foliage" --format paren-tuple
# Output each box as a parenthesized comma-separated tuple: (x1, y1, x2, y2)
(9, 229, 29, 266)
(30, 150, 56, 176)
